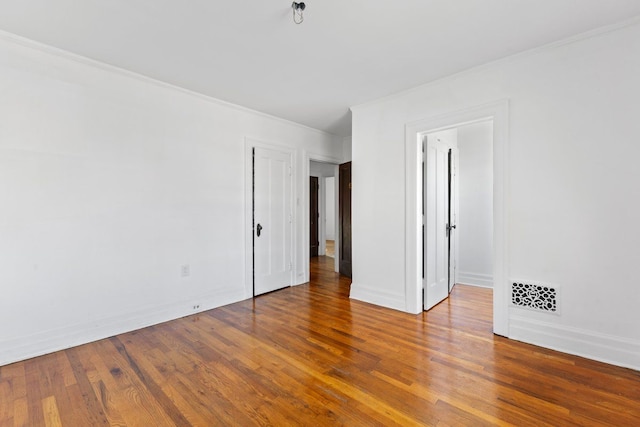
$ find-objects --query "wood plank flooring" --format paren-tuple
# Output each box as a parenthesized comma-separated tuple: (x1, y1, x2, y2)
(325, 240, 335, 258)
(1, 256, 639, 426)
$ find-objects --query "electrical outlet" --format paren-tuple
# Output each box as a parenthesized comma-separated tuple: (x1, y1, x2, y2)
(181, 264, 190, 277)
(193, 304, 200, 310)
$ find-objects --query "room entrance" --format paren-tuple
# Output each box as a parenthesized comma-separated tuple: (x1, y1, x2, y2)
(309, 160, 340, 273)
(422, 121, 494, 311)
(405, 100, 508, 334)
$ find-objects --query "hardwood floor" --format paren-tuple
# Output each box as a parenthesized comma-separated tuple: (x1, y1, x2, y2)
(1, 256, 639, 426)
(325, 239, 335, 258)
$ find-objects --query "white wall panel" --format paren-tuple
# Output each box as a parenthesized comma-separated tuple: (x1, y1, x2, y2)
(457, 121, 493, 287)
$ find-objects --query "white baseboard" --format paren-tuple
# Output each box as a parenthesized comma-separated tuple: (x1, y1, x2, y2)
(0, 287, 246, 367)
(349, 283, 406, 312)
(510, 315, 640, 372)
(457, 271, 493, 288)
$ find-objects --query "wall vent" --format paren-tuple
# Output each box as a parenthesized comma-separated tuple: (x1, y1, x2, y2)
(511, 282, 557, 313)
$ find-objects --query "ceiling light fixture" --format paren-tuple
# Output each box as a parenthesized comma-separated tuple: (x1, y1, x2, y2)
(292, 2, 305, 24)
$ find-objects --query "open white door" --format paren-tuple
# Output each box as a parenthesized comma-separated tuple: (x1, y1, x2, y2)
(423, 135, 457, 310)
(253, 147, 293, 296)
(448, 147, 459, 293)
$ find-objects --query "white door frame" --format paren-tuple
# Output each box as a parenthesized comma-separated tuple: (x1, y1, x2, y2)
(405, 100, 510, 336)
(244, 138, 295, 299)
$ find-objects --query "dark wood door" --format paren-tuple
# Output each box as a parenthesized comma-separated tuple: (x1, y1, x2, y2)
(339, 162, 352, 277)
(310, 176, 319, 258)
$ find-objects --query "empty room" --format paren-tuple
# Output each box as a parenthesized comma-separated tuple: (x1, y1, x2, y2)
(1, 1, 640, 426)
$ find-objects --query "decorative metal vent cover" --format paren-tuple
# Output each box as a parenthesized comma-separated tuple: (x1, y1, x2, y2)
(511, 282, 557, 313)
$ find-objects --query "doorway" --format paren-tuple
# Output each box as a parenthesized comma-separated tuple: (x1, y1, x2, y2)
(405, 100, 509, 335)
(311, 175, 336, 259)
(422, 122, 493, 311)
(309, 160, 340, 273)
(324, 176, 336, 258)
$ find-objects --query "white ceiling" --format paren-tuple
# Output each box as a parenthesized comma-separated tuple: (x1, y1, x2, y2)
(1, 1, 639, 136)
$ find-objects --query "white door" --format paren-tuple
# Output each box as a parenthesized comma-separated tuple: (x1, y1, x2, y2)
(424, 136, 453, 310)
(253, 147, 293, 296)
(448, 147, 459, 293)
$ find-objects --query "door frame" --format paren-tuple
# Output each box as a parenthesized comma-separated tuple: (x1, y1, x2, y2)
(244, 138, 295, 299)
(405, 100, 509, 336)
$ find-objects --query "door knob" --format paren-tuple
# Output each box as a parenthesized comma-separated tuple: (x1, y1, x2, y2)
(257, 223, 263, 237)
(446, 223, 456, 236)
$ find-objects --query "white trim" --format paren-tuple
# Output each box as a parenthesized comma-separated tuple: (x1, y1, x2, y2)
(351, 15, 640, 112)
(349, 283, 406, 313)
(510, 315, 640, 372)
(404, 100, 510, 336)
(457, 272, 493, 288)
(0, 287, 244, 367)
(244, 138, 297, 298)
(0, 29, 335, 138)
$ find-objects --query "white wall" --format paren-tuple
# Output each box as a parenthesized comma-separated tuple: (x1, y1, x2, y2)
(325, 177, 335, 240)
(342, 136, 352, 162)
(0, 32, 342, 366)
(350, 20, 640, 370)
(456, 121, 493, 288)
(310, 161, 337, 177)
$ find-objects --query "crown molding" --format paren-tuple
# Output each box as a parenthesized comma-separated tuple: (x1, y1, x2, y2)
(351, 14, 640, 112)
(0, 29, 337, 138)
